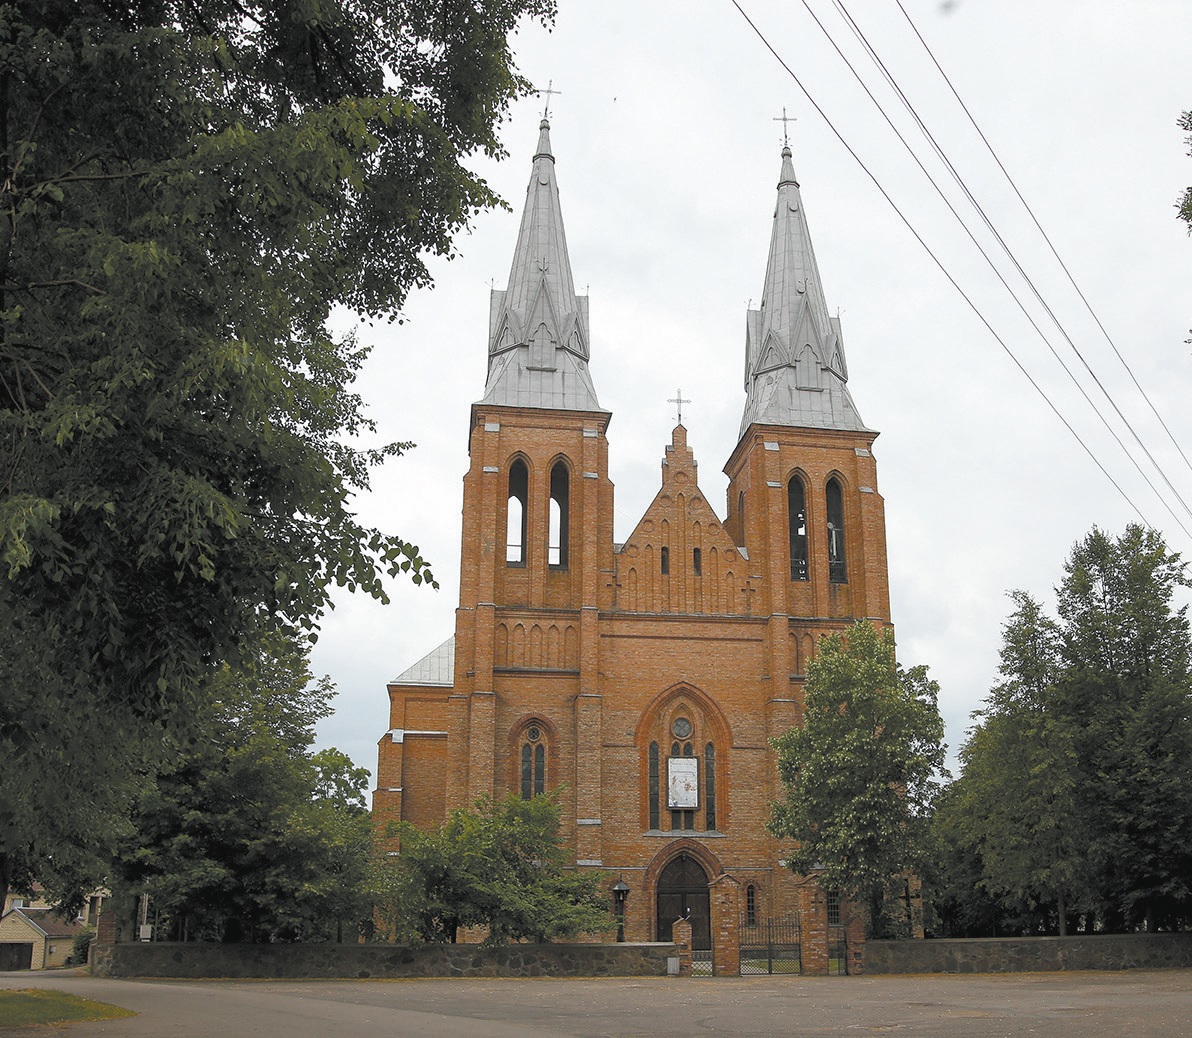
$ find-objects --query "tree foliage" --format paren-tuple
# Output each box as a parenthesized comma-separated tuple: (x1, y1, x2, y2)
(0, 0, 554, 908)
(1179, 110, 1192, 232)
(769, 621, 946, 934)
(374, 793, 611, 946)
(942, 526, 1192, 934)
(114, 636, 373, 942)
(935, 592, 1085, 936)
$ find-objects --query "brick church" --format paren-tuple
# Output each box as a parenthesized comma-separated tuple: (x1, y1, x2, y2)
(376, 116, 890, 972)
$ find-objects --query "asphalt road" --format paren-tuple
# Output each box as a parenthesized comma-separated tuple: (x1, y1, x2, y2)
(3, 967, 1191, 1037)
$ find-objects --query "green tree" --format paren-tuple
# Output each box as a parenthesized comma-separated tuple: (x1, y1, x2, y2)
(1180, 110, 1191, 345)
(375, 793, 612, 946)
(922, 779, 1011, 937)
(769, 621, 947, 936)
(947, 592, 1086, 935)
(116, 637, 373, 942)
(1178, 110, 1192, 231)
(942, 526, 1192, 934)
(0, 0, 553, 909)
(1054, 525, 1192, 930)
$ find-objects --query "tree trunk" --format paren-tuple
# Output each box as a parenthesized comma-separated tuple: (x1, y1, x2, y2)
(1057, 888, 1067, 936)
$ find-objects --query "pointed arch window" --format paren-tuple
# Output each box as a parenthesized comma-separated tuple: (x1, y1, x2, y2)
(519, 722, 547, 799)
(692, 547, 702, 576)
(507, 459, 528, 566)
(788, 476, 808, 581)
(655, 721, 719, 833)
(549, 462, 569, 569)
(660, 546, 669, 576)
(826, 477, 847, 583)
(645, 707, 726, 835)
(737, 490, 746, 544)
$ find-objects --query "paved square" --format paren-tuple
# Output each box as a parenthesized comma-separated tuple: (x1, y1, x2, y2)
(4, 969, 1192, 1037)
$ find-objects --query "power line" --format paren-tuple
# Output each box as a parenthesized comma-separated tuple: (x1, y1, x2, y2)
(894, 0, 1192, 486)
(727, 0, 1152, 528)
(809, 0, 1192, 536)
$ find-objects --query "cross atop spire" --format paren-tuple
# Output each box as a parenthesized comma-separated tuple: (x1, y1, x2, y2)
(772, 107, 796, 148)
(538, 80, 562, 120)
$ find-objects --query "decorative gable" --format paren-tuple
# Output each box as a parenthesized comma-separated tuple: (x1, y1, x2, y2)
(616, 426, 751, 615)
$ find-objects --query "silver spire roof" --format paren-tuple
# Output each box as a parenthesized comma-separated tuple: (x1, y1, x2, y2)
(739, 146, 869, 437)
(480, 119, 603, 412)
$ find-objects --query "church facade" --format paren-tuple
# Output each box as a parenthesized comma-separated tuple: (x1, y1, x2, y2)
(375, 117, 891, 973)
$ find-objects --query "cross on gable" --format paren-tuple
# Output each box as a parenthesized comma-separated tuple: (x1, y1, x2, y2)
(668, 388, 692, 425)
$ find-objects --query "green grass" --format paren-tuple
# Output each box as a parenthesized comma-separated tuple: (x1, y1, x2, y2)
(0, 988, 136, 1028)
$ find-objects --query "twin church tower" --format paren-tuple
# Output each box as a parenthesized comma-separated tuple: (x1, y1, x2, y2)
(376, 116, 892, 965)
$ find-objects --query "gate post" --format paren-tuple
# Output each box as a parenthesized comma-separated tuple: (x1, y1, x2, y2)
(709, 874, 741, 977)
(672, 917, 693, 977)
(845, 912, 866, 975)
(798, 880, 829, 976)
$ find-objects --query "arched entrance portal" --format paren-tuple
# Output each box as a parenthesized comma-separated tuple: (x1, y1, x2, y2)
(656, 853, 711, 950)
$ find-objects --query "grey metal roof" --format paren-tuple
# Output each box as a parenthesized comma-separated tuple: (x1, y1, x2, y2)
(390, 636, 455, 687)
(739, 147, 871, 437)
(480, 119, 604, 413)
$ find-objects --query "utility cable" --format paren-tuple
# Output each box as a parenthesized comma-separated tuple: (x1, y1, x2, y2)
(895, 0, 1192, 482)
(817, 0, 1192, 534)
(727, 0, 1152, 529)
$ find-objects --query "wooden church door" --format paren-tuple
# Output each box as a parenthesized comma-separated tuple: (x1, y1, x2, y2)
(656, 853, 711, 950)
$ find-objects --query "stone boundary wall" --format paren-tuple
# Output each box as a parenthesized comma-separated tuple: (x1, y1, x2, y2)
(91, 940, 678, 980)
(866, 933, 1192, 974)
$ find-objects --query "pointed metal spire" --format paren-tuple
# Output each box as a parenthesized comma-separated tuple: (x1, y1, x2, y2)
(480, 118, 602, 413)
(739, 143, 869, 437)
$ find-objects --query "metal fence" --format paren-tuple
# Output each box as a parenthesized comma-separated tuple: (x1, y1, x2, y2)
(740, 913, 802, 975)
(827, 925, 848, 975)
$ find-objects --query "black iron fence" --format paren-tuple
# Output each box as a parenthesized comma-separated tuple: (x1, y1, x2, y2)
(740, 913, 802, 975)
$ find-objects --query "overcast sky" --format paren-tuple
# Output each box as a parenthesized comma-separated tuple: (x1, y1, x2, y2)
(311, 0, 1192, 788)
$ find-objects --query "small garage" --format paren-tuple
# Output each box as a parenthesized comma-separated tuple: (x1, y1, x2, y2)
(0, 907, 85, 970)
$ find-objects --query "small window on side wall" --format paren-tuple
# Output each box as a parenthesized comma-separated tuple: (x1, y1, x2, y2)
(826, 888, 841, 926)
(519, 723, 546, 799)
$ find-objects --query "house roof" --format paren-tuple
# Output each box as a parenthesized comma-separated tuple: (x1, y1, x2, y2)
(3, 907, 86, 939)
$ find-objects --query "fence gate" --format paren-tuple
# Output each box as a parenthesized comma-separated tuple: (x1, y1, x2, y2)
(827, 925, 848, 976)
(740, 913, 801, 975)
